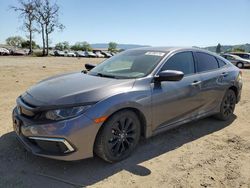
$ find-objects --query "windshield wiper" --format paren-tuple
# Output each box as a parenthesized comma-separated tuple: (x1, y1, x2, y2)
(96, 73, 116, 78)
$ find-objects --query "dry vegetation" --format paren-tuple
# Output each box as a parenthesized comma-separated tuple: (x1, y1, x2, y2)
(0, 56, 250, 188)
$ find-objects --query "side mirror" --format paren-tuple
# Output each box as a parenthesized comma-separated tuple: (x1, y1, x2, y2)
(154, 70, 184, 82)
(85, 63, 96, 71)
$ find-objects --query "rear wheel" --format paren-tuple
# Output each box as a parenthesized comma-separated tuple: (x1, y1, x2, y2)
(236, 62, 244, 69)
(94, 110, 141, 163)
(215, 89, 236, 121)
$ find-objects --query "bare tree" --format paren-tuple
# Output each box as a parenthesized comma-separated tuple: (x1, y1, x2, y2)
(11, 0, 36, 54)
(34, 0, 46, 55)
(35, 0, 64, 55)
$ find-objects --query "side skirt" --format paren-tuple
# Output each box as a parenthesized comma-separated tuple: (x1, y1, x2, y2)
(152, 110, 217, 136)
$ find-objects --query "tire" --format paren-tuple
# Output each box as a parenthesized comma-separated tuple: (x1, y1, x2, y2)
(94, 110, 141, 163)
(236, 62, 244, 69)
(215, 89, 236, 121)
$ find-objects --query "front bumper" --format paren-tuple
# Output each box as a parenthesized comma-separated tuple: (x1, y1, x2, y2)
(12, 107, 101, 161)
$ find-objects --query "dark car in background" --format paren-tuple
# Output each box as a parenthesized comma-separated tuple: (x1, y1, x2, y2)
(13, 47, 242, 163)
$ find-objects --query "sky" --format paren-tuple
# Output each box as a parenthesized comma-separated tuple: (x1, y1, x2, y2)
(0, 0, 249, 47)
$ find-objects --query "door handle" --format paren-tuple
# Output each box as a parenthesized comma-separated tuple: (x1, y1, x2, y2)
(190, 80, 201, 86)
(221, 72, 228, 77)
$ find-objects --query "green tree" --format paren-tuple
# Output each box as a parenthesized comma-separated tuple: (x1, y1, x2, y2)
(21, 40, 37, 48)
(82, 42, 92, 51)
(71, 42, 82, 51)
(55, 41, 69, 51)
(108, 42, 117, 52)
(6, 36, 24, 48)
(232, 48, 245, 52)
(216, 43, 221, 54)
(71, 41, 92, 51)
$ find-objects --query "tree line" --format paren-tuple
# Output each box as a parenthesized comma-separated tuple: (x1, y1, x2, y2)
(55, 41, 118, 52)
(5, 36, 119, 53)
(10, 0, 64, 56)
(216, 43, 246, 54)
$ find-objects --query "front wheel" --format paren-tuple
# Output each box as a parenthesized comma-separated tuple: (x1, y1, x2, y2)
(215, 89, 236, 121)
(94, 110, 141, 163)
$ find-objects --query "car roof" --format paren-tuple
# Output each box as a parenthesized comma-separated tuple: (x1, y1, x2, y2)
(130, 46, 215, 53)
(230, 51, 250, 54)
(129, 47, 225, 59)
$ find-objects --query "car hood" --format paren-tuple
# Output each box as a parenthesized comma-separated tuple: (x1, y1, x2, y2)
(21, 72, 135, 108)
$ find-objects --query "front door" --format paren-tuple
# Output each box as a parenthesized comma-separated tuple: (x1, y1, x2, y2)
(151, 51, 204, 131)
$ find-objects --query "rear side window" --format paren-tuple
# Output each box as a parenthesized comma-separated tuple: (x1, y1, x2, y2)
(196, 52, 219, 72)
(217, 58, 226, 67)
(161, 52, 195, 75)
(241, 54, 250, 59)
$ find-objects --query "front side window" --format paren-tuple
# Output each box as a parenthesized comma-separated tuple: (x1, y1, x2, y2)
(228, 56, 235, 60)
(224, 55, 235, 60)
(196, 52, 219, 72)
(160, 51, 195, 75)
(89, 50, 167, 78)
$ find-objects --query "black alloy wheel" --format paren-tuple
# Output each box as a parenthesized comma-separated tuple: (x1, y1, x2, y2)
(107, 116, 137, 157)
(94, 110, 140, 163)
(215, 89, 236, 121)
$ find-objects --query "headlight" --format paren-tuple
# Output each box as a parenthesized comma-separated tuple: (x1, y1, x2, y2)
(45, 105, 91, 120)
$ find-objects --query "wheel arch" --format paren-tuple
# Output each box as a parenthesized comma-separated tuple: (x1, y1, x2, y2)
(95, 107, 148, 141)
(228, 85, 238, 98)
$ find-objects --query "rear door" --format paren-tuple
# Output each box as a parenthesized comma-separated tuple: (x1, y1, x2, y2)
(194, 52, 229, 113)
(151, 51, 204, 130)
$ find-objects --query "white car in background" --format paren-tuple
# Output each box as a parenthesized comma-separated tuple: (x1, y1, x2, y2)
(0, 48, 10, 55)
(86, 51, 97, 58)
(75, 51, 87, 57)
(94, 51, 105, 58)
(222, 53, 250, 68)
(101, 51, 112, 58)
(54, 50, 65, 56)
(64, 51, 76, 57)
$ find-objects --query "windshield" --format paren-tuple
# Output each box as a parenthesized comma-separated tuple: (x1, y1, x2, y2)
(88, 50, 167, 79)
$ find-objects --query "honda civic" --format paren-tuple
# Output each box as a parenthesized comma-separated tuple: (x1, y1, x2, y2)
(12, 47, 242, 162)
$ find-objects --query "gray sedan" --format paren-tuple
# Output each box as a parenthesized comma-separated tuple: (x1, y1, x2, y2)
(13, 47, 242, 162)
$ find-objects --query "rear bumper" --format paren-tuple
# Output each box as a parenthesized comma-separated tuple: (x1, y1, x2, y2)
(12, 107, 101, 161)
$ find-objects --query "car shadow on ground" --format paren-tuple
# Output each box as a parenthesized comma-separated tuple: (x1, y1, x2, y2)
(0, 115, 236, 187)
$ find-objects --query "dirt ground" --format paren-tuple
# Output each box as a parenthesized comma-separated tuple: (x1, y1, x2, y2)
(0, 56, 249, 188)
